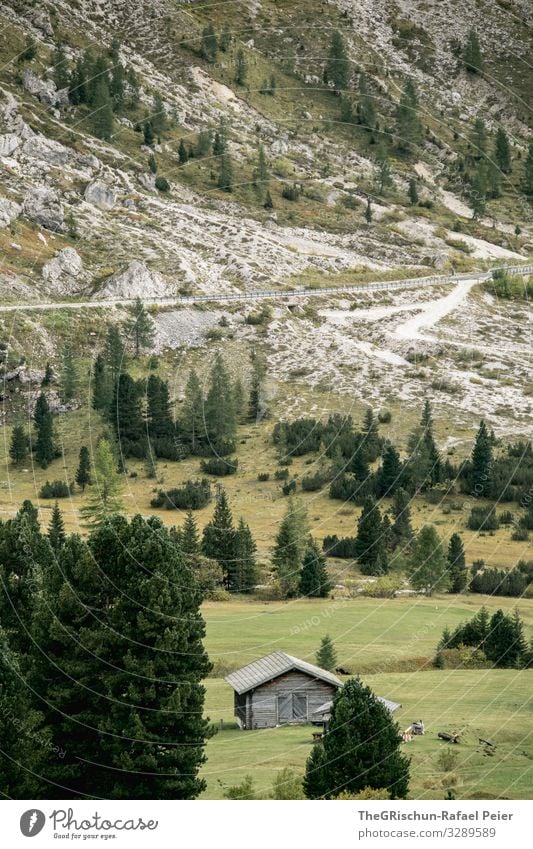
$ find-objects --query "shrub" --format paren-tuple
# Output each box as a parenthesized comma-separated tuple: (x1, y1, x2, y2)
(282, 479, 297, 495)
(335, 787, 391, 800)
(155, 175, 170, 192)
(323, 534, 358, 558)
(270, 768, 304, 800)
(224, 775, 257, 800)
(467, 506, 499, 531)
(437, 748, 459, 772)
(378, 409, 392, 423)
(150, 479, 211, 509)
(438, 646, 489, 669)
(200, 456, 238, 476)
(511, 525, 529, 541)
(39, 480, 72, 498)
(361, 575, 403, 598)
(301, 471, 327, 491)
(257, 472, 270, 482)
(275, 468, 289, 480)
(499, 510, 514, 525)
(273, 418, 323, 456)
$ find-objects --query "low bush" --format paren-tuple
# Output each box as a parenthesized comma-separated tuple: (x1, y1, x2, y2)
(150, 479, 211, 509)
(200, 456, 238, 476)
(39, 480, 72, 498)
(467, 506, 499, 531)
(257, 472, 270, 482)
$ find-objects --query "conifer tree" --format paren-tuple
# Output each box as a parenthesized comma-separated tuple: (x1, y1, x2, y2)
(234, 49, 248, 86)
(148, 152, 158, 173)
(126, 66, 140, 109)
(315, 634, 337, 671)
(31, 515, 212, 798)
(143, 120, 154, 146)
(494, 127, 511, 174)
(79, 439, 123, 528)
(182, 368, 204, 453)
(104, 324, 126, 382)
(59, 344, 78, 403)
(249, 348, 267, 422)
(391, 487, 413, 549)
(420, 399, 442, 485)
(213, 120, 227, 156)
(75, 445, 91, 491)
(365, 197, 372, 223)
(109, 40, 125, 111)
(358, 71, 376, 129)
(152, 92, 167, 135)
(232, 377, 245, 422)
(469, 419, 492, 497)
(379, 442, 402, 496)
(354, 497, 388, 575)
(9, 423, 28, 465)
(471, 118, 487, 157)
(52, 41, 69, 90)
(374, 146, 393, 195)
(48, 502, 66, 551)
(205, 353, 236, 451)
(324, 31, 350, 94)
(92, 352, 112, 414)
(463, 29, 484, 74)
(522, 143, 533, 197)
(181, 511, 200, 555)
(396, 79, 423, 152)
(217, 151, 233, 192)
(33, 392, 55, 469)
(470, 161, 487, 219)
(447, 532, 467, 593)
(42, 362, 54, 386)
(408, 178, 418, 205)
(272, 498, 308, 597)
(111, 372, 145, 457)
(201, 24, 218, 63)
(124, 297, 156, 357)
(408, 525, 449, 595)
(201, 488, 236, 589)
(484, 609, 526, 668)
(178, 138, 188, 163)
(91, 76, 114, 140)
(233, 517, 258, 593)
(362, 407, 381, 462)
(255, 143, 270, 197)
(299, 539, 332, 598)
(304, 678, 410, 799)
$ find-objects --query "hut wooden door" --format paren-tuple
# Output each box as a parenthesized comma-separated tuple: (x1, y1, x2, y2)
(277, 694, 292, 723)
(277, 692, 308, 723)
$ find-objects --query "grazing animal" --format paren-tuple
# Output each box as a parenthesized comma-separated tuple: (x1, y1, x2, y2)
(335, 666, 350, 675)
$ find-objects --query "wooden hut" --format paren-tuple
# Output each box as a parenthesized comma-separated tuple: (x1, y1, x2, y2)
(225, 651, 342, 729)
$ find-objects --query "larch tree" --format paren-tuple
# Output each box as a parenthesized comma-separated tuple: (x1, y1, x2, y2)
(79, 439, 123, 528)
(124, 297, 156, 358)
(408, 525, 449, 596)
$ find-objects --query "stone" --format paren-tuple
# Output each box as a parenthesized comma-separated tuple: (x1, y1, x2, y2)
(21, 134, 70, 166)
(98, 260, 169, 299)
(26, 8, 54, 37)
(84, 179, 117, 209)
(0, 133, 20, 157)
(0, 197, 21, 228)
(23, 187, 64, 232)
(42, 247, 84, 289)
(22, 69, 58, 106)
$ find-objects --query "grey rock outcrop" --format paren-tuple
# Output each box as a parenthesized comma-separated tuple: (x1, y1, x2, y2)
(84, 180, 117, 210)
(42, 247, 85, 294)
(0, 197, 21, 228)
(22, 69, 58, 106)
(98, 261, 169, 299)
(0, 133, 20, 157)
(21, 135, 70, 166)
(23, 187, 64, 232)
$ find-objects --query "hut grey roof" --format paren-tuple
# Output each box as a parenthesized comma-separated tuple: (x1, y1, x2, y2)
(225, 651, 343, 695)
(313, 696, 402, 718)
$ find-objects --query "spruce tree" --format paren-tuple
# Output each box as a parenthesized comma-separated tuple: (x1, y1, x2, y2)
(299, 539, 332, 598)
(201, 488, 236, 590)
(182, 368, 205, 453)
(181, 511, 200, 555)
(408, 525, 449, 595)
(75, 445, 91, 490)
(110, 372, 145, 457)
(249, 348, 267, 422)
(304, 678, 410, 799)
(463, 29, 484, 74)
(471, 118, 487, 157)
(255, 143, 270, 198)
(391, 487, 413, 549)
(408, 178, 418, 205)
(233, 517, 258, 593)
(494, 127, 511, 174)
(52, 41, 69, 90)
(152, 92, 167, 135)
(213, 120, 227, 156)
(109, 40, 125, 111)
(31, 515, 212, 798)
(234, 49, 248, 86)
(420, 399, 442, 485)
(42, 362, 53, 386)
(447, 533, 467, 593)
(201, 24, 218, 63)
(92, 76, 114, 140)
(522, 143, 533, 197)
(92, 352, 112, 413)
(374, 146, 393, 195)
(315, 634, 337, 671)
(59, 344, 78, 403)
(358, 71, 376, 130)
(143, 120, 154, 146)
(232, 377, 245, 422)
(396, 79, 423, 152)
(33, 392, 55, 469)
(205, 353, 236, 451)
(379, 442, 402, 496)
(48, 502, 66, 551)
(104, 324, 126, 382)
(178, 138, 188, 163)
(485, 609, 525, 668)
(148, 152, 158, 173)
(469, 419, 492, 497)
(217, 151, 233, 192)
(365, 197, 372, 223)
(9, 423, 28, 465)
(79, 439, 123, 528)
(324, 31, 350, 94)
(124, 297, 156, 357)
(272, 498, 308, 597)
(362, 407, 381, 461)
(354, 497, 388, 575)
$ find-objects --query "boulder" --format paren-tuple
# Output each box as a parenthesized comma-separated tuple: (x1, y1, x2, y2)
(26, 8, 54, 37)
(22, 69, 58, 106)
(0, 133, 20, 157)
(21, 134, 70, 166)
(98, 261, 169, 299)
(84, 180, 117, 210)
(23, 187, 64, 232)
(0, 198, 21, 228)
(42, 247, 84, 294)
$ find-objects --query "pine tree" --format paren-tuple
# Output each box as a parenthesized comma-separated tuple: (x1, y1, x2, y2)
(91, 76, 114, 140)
(42, 362, 54, 386)
(469, 419, 492, 497)
(181, 511, 200, 555)
(324, 31, 350, 94)
(213, 120, 227, 156)
(299, 539, 332, 598)
(391, 488, 413, 549)
(522, 143, 533, 197)
(148, 152, 158, 173)
(470, 161, 487, 219)
(374, 146, 393, 195)
(79, 439, 123, 528)
(33, 392, 55, 469)
(75, 445, 91, 490)
(485, 609, 525, 668)
(379, 442, 402, 496)
(48, 502, 66, 551)
(420, 399, 442, 485)
(201, 488, 236, 589)
(182, 368, 205, 453)
(124, 297, 156, 358)
(304, 678, 410, 799)
(494, 128, 511, 174)
(104, 324, 126, 382)
(358, 71, 376, 130)
(249, 348, 267, 422)
(471, 118, 487, 158)
(110, 372, 145, 457)
(355, 497, 388, 575)
(9, 423, 28, 465)
(255, 143, 269, 197)
(272, 498, 308, 597)
(88, 54, 109, 104)
(152, 92, 167, 136)
(447, 533, 467, 593)
(408, 525, 449, 595)
(234, 49, 248, 86)
(201, 24, 218, 63)
(59, 344, 78, 403)
(315, 634, 337, 671)
(408, 178, 418, 205)
(204, 353, 236, 451)
(92, 352, 112, 413)
(31, 515, 211, 798)
(396, 79, 423, 152)
(217, 151, 233, 192)
(464, 29, 484, 74)
(52, 41, 69, 90)
(365, 197, 372, 223)
(233, 517, 258, 593)
(178, 138, 188, 163)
